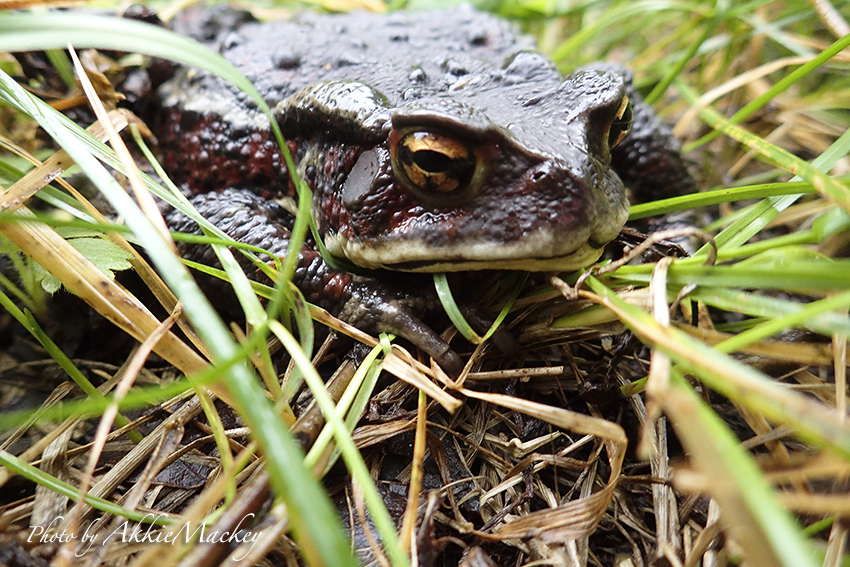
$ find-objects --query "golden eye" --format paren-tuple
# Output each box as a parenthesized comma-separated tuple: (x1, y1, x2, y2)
(393, 131, 476, 193)
(608, 95, 633, 149)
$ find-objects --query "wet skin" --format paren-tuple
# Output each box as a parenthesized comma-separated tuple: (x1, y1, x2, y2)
(157, 7, 696, 374)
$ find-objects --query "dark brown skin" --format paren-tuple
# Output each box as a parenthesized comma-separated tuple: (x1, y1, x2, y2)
(157, 6, 696, 374)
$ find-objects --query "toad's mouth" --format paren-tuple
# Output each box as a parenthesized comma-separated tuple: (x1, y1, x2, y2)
(376, 245, 607, 272)
(325, 231, 614, 273)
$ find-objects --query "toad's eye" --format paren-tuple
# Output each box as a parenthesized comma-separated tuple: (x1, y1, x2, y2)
(393, 131, 476, 193)
(608, 96, 633, 149)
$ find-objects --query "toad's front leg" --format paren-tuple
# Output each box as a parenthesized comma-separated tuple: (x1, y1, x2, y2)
(166, 188, 464, 375)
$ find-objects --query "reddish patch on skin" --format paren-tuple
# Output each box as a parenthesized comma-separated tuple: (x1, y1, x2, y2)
(293, 249, 352, 304)
(323, 272, 352, 302)
(156, 107, 287, 196)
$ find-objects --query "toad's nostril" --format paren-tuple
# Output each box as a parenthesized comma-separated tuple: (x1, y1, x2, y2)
(528, 164, 550, 184)
(531, 170, 546, 183)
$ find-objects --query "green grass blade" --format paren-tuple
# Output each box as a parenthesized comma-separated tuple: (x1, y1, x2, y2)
(0, 449, 174, 526)
(628, 179, 820, 220)
(691, 287, 850, 339)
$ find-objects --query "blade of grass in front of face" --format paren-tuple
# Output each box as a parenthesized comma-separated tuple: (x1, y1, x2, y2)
(434, 273, 480, 342)
(0, 37, 360, 567)
(434, 272, 526, 344)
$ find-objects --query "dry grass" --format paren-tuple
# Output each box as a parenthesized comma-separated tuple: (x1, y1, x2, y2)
(1, 1, 850, 566)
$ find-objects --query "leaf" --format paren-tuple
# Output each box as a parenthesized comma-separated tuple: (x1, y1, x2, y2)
(32, 233, 133, 293)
